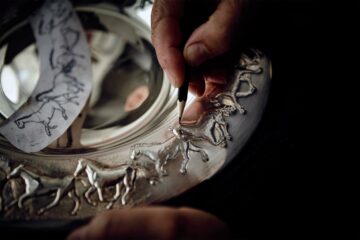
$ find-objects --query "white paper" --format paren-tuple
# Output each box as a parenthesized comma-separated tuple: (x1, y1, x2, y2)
(0, 0, 92, 153)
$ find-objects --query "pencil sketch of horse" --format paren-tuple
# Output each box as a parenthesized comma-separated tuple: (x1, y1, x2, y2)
(49, 27, 86, 94)
(41, 26, 86, 99)
(37, 0, 73, 35)
(14, 26, 86, 136)
(14, 95, 70, 136)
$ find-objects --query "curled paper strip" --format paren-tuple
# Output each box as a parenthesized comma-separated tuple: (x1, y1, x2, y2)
(0, 0, 92, 153)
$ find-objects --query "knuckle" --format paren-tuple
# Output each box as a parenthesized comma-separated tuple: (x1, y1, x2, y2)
(228, 0, 239, 8)
(154, 209, 181, 239)
(87, 212, 115, 239)
(207, 31, 232, 55)
(151, 0, 167, 30)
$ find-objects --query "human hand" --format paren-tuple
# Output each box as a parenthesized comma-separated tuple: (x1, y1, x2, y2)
(151, 0, 247, 97)
(67, 206, 230, 240)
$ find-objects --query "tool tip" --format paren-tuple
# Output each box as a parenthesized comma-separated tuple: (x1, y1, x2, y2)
(177, 101, 185, 124)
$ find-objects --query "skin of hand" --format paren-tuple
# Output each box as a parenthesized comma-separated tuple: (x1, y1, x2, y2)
(67, 207, 231, 240)
(151, 0, 247, 97)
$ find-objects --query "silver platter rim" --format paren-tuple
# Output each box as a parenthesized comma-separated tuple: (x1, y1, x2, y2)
(0, 3, 272, 224)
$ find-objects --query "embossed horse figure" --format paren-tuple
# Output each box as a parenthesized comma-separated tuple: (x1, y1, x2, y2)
(209, 108, 232, 143)
(0, 156, 11, 212)
(74, 159, 158, 209)
(131, 129, 209, 175)
(170, 127, 209, 174)
(211, 50, 263, 114)
(180, 105, 235, 148)
(5, 164, 80, 215)
(130, 140, 175, 176)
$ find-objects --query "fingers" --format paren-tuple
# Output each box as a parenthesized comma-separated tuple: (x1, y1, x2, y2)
(178, 207, 231, 239)
(67, 207, 180, 240)
(181, 99, 207, 123)
(189, 53, 233, 98)
(188, 70, 205, 96)
(67, 207, 230, 240)
(184, 0, 247, 67)
(151, 0, 246, 92)
(151, 0, 185, 87)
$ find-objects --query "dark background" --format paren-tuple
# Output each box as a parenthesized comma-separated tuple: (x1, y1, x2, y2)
(0, 0, 356, 239)
(170, 1, 356, 239)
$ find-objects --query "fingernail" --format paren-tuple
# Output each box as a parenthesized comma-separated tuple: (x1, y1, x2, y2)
(164, 69, 180, 88)
(182, 102, 203, 123)
(185, 43, 210, 67)
(67, 227, 86, 240)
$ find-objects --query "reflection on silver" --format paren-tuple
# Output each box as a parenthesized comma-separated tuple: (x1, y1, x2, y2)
(0, 6, 168, 149)
(0, 45, 39, 120)
(0, 4, 271, 221)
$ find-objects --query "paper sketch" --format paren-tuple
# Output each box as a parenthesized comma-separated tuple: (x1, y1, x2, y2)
(0, 0, 92, 152)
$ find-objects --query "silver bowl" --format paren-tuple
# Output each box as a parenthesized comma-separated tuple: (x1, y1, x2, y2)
(0, 3, 271, 222)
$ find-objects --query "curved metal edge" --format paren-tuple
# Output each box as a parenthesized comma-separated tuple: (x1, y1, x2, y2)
(0, 50, 271, 223)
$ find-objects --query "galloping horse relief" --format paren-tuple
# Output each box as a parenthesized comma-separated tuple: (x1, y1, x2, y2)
(130, 141, 174, 176)
(130, 50, 262, 175)
(0, 156, 11, 212)
(178, 106, 235, 148)
(0, 49, 263, 217)
(130, 128, 210, 175)
(171, 128, 209, 174)
(74, 159, 137, 209)
(74, 158, 159, 209)
(5, 164, 80, 215)
(211, 50, 263, 114)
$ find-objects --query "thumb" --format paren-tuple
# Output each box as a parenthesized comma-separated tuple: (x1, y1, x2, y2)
(184, 0, 247, 67)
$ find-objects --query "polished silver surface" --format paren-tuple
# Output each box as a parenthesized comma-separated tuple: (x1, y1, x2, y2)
(0, 4, 271, 221)
(0, 44, 39, 120)
(0, 0, 93, 153)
